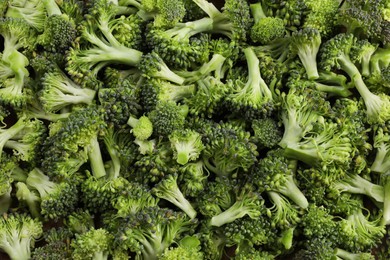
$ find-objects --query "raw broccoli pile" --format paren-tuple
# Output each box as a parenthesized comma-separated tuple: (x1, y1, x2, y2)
(0, 0, 390, 259)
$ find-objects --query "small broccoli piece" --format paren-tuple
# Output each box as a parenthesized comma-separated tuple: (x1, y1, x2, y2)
(153, 174, 197, 219)
(168, 129, 204, 165)
(0, 153, 26, 200)
(350, 39, 378, 77)
(160, 236, 204, 260)
(0, 213, 43, 260)
(138, 52, 185, 85)
(39, 71, 96, 112)
(31, 227, 73, 260)
(249, 2, 285, 44)
(371, 127, 390, 175)
(5, 0, 46, 31)
(320, 33, 390, 124)
(267, 191, 301, 228)
(113, 182, 159, 217)
(339, 205, 386, 252)
(225, 47, 274, 119)
(335, 248, 375, 260)
(210, 183, 265, 227)
(252, 149, 308, 209)
(251, 118, 282, 149)
(303, 0, 339, 36)
(148, 101, 188, 137)
(290, 28, 321, 80)
(66, 0, 143, 85)
(65, 209, 95, 234)
(330, 174, 384, 203)
(292, 237, 336, 260)
(71, 228, 112, 260)
(127, 115, 153, 140)
(140, 78, 195, 112)
(114, 207, 196, 260)
(26, 168, 79, 220)
(15, 182, 41, 218)
(179, 161, 208, 197)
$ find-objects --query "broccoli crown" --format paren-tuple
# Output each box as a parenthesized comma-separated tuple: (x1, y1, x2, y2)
(160, 236, 204, 260)
(251, 117, 282, 149)
(31, 228, 73, 260)
(251, 17, 285, 45)
(71, 228, 112, 260)
(303, 0, 339, 36)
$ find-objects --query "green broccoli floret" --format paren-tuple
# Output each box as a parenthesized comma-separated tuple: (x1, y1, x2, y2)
(225, 47, 274, 119)
(0, 213, 43, 260)
(350, 39, 378, 77)
(160, 236, 204, 260)
(339, 205, 386, 252)
(371, 127, 390, 175)
(210, 183, 265, 227)
(0, 153, 27, 201)
(179, 160, 208, 197)
(5, 0, 46, 31)
(25, 168, 79, 220)
(252, 149, 308, 209)
(31, 227, 73, 260)
(127, 115, 153, 140)
(71, 228, 112, 260)
(249, 2, 285, 44)
(65, 209, 95, 234)
(140, 78, 195, 112)
(66, 0, 143, 85)
(303, 0, 339, 36)
(114, 207, 196, 260)
(148, 101, 188, 137)
(113, 182, 159, 217)
(251, 118, 282, 149)
(320, 33, 390, 124)
(267, 191, 301, 228)
(138, 52, 185, 85)
(153, 174, 197, 219)
(290, 28, 321, 80)
(168, 129, 204, 165)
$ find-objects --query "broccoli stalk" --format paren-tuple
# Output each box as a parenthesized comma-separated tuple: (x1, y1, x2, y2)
(332, 174, 384, 203)
(335, 248, 375, 260)
(0, 116, 29, 161)
(39, 71, 96, 112)
(152, 174, 197, 219)
(15, 182, 41, 218)
(87, 136, 107, 179)
(371, 127, 390, 174)
(382, 174, 390, 225)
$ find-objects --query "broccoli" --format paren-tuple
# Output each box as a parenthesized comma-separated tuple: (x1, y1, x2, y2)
(127, 115, 153, 140)
(4, 0, 46, 31)
(71, 228, 112, 260)
(290, 28, 321, 80)
(249, 2, 285, 45)
(152, 174, 197, 219)
(31, 227, 73, 260)
(168, 129, 204, 165)
(0, 213, 43, 260)
(160, 236, 204, 260)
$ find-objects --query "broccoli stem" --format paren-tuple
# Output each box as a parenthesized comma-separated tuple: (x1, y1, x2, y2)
(335, 248, 363, 260)
(334, 174, 384, 203)
(2, 238, 31, 260)
(87, 136, 107, 179)
(371, 143, 390, 174)
(26, 169, 56, 198)
(275, 175, 309, 209)
(250, 3, 266, 23)
(192, 0, 221, 19)
(152, 62, 184, 85)
(314, 82, 352, 97)
(298, 46, 319, 79)
(42, 0, 62, 16)
(0, 117, 27, 160)
(0, 190, 11, 215)
(382, 176, 390, 225)
(103, 133, 121, 179)
(165, 17, 214, 40)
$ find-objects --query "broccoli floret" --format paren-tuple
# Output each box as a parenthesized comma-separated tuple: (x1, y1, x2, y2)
(153, 174, 197, 219)
(267, 191, 301, 228)
(179, 161, 208, 197)
(39, 71, 96, 112)
(290, 28, 321, 80)
(251, 118, 282, 149)
(321, 33, 390, 124)
(5, 0, 46, 31)
(71, 228, 112, 260)
(148, 101, 188, 137)
(303, 0, 339, 36)
(0, 213, 43, 260)
(160, 236, 204, 260)
(65, 209, 95, 234)
(25, 168, 79, 220)
(350, 39, 378, 77)
(127, 115, 153, 140)
(66, 0, 143, 85)
(252, 149, 308, 208)
(249, 2, 285, 44)
(210, 183, 265, 227)
(15, 182, 41, 218)
(168, 129, 204, 165)
(114, 207, 196, 260)
(138, 52, 185, 85)
(225, 47, 274, 119)
(31, 227, 73, 260)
